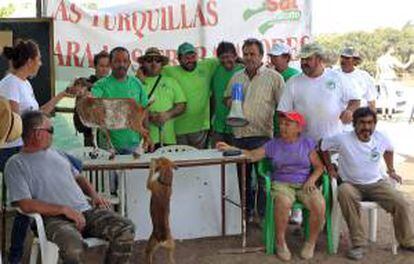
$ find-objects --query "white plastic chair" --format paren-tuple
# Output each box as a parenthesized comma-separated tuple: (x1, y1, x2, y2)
(68, 147, 126, 216)
(154, 145, 198, 154)
(16, 208, 108, 264)
(331, 178, 398, 254)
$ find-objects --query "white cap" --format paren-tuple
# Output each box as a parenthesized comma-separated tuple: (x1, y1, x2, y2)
(268, 43, 291, 56)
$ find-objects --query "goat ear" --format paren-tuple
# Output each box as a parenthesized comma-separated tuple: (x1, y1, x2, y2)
(173, 162, 178, 170)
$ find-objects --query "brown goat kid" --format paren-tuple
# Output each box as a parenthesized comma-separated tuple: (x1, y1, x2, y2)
(146, 157, 177, 264)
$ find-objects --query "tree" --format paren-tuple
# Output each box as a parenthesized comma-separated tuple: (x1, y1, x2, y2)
(0, 3, 15, 18)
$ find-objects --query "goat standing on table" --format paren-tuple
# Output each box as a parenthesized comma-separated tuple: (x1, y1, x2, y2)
(146, 157, 177, 264)
(80, 46, 152, 158)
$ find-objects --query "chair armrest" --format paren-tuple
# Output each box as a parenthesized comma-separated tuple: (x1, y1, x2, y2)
(15, 207, 50, 252)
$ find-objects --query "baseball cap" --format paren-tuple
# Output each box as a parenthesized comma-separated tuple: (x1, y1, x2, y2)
(177, 42, 196, 55)
(341, 47, 361, 59)
(268, 43, 291, 56)
(298, 43, 325, 59)
(279, 111, 306, 127)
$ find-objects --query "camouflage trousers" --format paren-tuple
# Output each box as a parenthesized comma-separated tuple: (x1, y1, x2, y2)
(43, 208, 135, 264)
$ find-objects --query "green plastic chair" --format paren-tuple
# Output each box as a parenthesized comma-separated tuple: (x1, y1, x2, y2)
(258, 159, 334, 255)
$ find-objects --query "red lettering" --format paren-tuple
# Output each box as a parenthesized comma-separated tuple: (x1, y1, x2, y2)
(69, 4, 82, 23)
(104, 15, 116, 31)
(54, 41, 65, 66)
(168, 6, 181, 30)
(280, 0, 298, 10)
(147, 9, 160, 32)
(53, 0, 69, 21)
(92, 15, 99, 27)
(81, 43, 94, 68)
(207, 0, 218, 26)
(65, 41, 81, 67)
(160, 7, 168, 30)
(180, 4, 192, 29)
(118, 13, 131, 31)
(192, 1, 207, 27)
(132, 11, 146, 39)
(266, 0, 279, 12)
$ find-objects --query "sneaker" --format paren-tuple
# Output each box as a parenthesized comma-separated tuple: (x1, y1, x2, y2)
(300, 241, 315, 260)
(276, 244, 291, 262)
(347, 246, 364, 260)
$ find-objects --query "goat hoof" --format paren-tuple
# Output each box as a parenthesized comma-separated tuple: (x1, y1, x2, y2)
(109, 153, 116, 160)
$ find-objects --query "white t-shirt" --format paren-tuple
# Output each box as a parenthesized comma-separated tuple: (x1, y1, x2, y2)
(321, 131, 393, 185)
(337, 68, 377, 107)
(376, 54, 399, 80)
(0, 73, 39, 148)
(278, 68, 360, 141)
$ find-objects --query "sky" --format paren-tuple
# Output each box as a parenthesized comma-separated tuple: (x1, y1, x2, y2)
(2, 0, 414, 35)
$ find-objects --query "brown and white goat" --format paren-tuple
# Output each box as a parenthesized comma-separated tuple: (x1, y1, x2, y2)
(69, 77, 152, 159)
(146, 157, 177, 264)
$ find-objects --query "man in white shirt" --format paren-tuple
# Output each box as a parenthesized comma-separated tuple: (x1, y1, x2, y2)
(321, 107, 414, 260)
(278, 43, 360, 142)
(337, 47, 377, 111)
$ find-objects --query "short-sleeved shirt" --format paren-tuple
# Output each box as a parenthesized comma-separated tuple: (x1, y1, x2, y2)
(225, 65, 285, 138)
(92, 75, 148, 150)
(274, 67, 300, 136)
(264, 136, 316, 184)
(211, 64, 244, 134)
(336, 68, 376, 106)
(0, 74, 39, 148)
(143, 75, 186, 144)
(5, 148, 91, 212)
(162, 58, 219, 135)
(321, 131, 393, 185)
(278, 68, 360, 141)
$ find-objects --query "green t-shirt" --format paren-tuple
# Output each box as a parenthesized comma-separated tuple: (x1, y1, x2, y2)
(274, 67, 300, 136)
(162, 58, 219, 135)
(211, 64, 244, 134)
(91, 75, 148, 150)
(143, 75, 186, 145)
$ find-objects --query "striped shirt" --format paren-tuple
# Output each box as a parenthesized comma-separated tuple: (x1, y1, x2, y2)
(225, 65, 285, 138)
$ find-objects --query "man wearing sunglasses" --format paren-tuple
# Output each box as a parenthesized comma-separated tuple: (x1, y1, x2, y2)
(137, 47, 187, 150)
(4, 111, 135, 263)
(162, 42, 219, 149)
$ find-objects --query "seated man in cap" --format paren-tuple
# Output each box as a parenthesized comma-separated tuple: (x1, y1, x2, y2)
(162, 42, 219, 149)
(217, 111, 326, 261)
(137, 47, 187, 150)
(4, 111, 135, 263)
(321, 107, 414, 260)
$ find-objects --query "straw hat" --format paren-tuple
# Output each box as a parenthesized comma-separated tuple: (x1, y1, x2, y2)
(0, 96, 22, 144)
(137, 47, 169, 65)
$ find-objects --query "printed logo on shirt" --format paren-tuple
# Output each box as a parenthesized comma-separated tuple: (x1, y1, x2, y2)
(370, 147, 381, 162)
(326, 80, 336, 90)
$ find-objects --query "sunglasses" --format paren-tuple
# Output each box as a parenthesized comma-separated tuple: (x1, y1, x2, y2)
(35, 126, 54, 134)
(145, 58, 163, 63)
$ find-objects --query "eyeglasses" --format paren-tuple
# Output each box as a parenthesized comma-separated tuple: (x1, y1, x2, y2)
(145, 58, 163, 63)
(34, 126, 54, 134)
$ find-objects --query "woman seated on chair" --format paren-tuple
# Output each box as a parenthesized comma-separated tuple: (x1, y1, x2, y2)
(216, 111, 325, 261)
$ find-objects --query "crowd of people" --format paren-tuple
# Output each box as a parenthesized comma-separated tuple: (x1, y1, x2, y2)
(0, 37, 414, 263)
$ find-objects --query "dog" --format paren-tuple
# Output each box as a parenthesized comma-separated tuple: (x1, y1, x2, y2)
(146, 157, 177, 264)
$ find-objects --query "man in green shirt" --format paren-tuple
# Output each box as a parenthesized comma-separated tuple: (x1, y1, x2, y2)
(137, 47, 186, 149)
(268, 43, 300, 137)
(92, 47, 148, 154)
(162, 42, 219, 149)
(210, 41, 244, 147)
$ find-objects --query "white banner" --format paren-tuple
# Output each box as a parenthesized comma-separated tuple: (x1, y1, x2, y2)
(45, 0, 312, 84)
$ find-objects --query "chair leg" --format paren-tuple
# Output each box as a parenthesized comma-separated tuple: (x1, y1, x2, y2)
(368, 208, 378, 243)
(331, 199, 342, 254)
(390, 214, 398, 255)
(29, 239, 39, 264)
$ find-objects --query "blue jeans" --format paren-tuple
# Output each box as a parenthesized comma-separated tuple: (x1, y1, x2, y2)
(1, 147, 29, 264)
(234, 136, 270, 219)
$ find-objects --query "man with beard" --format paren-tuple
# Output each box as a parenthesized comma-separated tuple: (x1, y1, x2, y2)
(278, 43, 360, 142)
(210, 41, 244, 146)
(92, 47, 148, 154)
(162, 42, 219, 149)
(224, 38, 285, 222)
(321, 107, 414, 260)
(137, 47, 186, 149)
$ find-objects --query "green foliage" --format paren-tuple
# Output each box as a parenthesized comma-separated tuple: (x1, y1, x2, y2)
(0, 3, 15, 18)
(316, 24, 414, 76)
